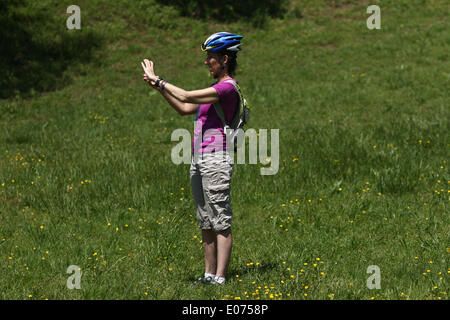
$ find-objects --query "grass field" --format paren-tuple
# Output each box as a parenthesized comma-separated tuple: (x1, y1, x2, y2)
(0, 0, 448, 300)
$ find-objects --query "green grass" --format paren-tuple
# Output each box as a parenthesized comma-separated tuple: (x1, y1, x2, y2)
(0, 0, 449, 300)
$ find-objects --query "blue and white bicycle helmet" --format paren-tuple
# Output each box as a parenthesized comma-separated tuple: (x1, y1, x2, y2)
(201, 32, 243, 53)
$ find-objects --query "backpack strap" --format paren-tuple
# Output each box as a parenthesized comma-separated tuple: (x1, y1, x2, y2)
(213, 79, 243, 129)
(213, 100, 227, 126)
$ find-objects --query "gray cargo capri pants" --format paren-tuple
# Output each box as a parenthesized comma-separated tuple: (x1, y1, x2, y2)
(190, 152, 234, 232)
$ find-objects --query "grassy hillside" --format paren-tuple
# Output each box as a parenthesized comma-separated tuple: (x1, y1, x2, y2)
(0, 0, 448, 300)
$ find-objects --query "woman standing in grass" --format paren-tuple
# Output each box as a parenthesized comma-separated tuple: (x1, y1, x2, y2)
(141, 32, 244, 285)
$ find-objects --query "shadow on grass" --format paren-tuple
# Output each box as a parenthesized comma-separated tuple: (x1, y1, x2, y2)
(185, 261, 278, 286)
(157, 0, 289, 27)
(227, 261, 278, 279)
(0, 0, 103, 99)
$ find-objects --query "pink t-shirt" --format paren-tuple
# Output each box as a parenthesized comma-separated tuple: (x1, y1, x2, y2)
(192, 79, 239, 154)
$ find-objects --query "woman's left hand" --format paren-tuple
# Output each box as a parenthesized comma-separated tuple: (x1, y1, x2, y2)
(141, 59, 157, 82)
(143, 73, 159, 90)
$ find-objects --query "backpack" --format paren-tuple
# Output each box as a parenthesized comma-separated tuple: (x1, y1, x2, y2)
(213, 79, 250, 150)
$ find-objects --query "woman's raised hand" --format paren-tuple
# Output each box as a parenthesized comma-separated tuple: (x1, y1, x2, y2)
(141, 59, 159, 89)
(141, 59, 156, 81)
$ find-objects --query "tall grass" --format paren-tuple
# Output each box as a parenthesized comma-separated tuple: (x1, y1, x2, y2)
(0, 0, 448, 300)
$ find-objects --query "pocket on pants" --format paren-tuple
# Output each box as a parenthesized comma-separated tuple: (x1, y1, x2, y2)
(206, 183, 230, 203)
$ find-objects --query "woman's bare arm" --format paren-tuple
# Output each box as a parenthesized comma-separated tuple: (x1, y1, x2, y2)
(162, 83, 219, 105)
(159, 89, 199, 116)
(143, 72, 198, 116)
(141, 58, 220, 105)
